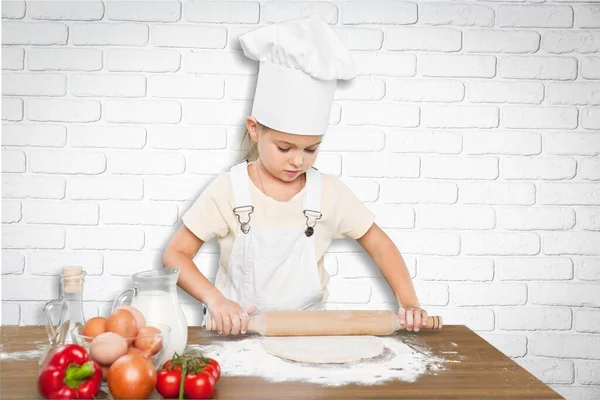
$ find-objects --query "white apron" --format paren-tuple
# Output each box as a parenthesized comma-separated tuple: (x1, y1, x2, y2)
(205, 160, 324, 322)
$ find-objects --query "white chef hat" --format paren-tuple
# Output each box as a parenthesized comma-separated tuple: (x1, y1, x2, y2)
(239, 15, 357, 136)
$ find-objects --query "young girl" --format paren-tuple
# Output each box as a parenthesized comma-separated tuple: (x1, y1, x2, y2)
(162, 16, 429, 336)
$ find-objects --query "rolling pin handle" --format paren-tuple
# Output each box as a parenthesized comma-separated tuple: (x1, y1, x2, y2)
(427, 315, 443, 330)
(204, 313, 264, 335)
(395, 314, 444, 331)
(205, 315, 227, 333)
(208, 315, 212, 331)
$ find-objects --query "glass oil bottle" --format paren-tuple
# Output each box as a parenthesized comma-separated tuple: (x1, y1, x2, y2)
(40, 266, 87, 366)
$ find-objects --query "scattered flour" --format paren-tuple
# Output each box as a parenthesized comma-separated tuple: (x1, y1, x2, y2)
(186, 335, 447, 386)
(0, 348, 45, 361)
(0, 342, 51, 363)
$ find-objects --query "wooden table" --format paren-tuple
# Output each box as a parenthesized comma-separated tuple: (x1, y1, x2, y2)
(1, 325, 562, 399)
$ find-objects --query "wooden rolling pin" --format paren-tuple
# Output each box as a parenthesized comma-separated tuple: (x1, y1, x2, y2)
(205, 310, 443, 336)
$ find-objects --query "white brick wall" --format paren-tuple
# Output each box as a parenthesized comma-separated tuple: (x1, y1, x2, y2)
(2, 1, 599, 398)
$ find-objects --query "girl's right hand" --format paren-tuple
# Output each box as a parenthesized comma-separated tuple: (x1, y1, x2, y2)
(206, 296, 256, 335)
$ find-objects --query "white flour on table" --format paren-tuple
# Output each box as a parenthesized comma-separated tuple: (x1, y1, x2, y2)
(0, 346, 46, 361)
(186, 335, 448, 386)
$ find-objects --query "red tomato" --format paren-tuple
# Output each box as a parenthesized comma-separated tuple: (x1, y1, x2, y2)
(184, 370, 215, 399)
(161, 360, 182, 371)
(156, 368, 182, 399)
(206, 358, 221, 381)
(189, 358, 220, 382)
(201, 365, 219, 383)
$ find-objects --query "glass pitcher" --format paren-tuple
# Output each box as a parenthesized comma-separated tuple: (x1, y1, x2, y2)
(112, 268, 188, 365)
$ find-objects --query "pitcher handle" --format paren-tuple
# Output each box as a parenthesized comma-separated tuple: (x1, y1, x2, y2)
(44, 299, 66, 344)
(112, 289, 135, 312)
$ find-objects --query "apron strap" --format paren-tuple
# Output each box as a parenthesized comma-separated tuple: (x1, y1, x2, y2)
(303, 167, 322, 237)
(230, 160, 253, 234)
(230, 160, 322, 236)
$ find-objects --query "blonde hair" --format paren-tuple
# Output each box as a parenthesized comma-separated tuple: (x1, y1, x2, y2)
(241, 121, 265, 162)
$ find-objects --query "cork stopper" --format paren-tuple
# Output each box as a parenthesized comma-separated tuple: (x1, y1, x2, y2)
(62, 266, 84, 294)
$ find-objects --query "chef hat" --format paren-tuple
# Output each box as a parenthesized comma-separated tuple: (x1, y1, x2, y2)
(239, 15, 357, 136)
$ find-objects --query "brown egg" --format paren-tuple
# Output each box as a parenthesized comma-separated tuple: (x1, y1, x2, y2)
(107, 309, 138, 345)
(115, 305, 146, 330)
(134, 326, 162, 356)
(82, 317, 107, 341)
(101, 365, 109, 381)
(126, 347, 145, 357)
(90, 332, 128, 366)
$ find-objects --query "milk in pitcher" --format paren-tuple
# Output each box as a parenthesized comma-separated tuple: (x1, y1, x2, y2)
(131, 290, 188, 363)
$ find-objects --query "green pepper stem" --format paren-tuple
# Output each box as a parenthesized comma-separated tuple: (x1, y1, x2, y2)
(64, 361, 95, 389)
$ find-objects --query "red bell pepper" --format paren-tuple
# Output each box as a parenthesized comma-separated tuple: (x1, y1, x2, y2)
(38, 344, 102, 400)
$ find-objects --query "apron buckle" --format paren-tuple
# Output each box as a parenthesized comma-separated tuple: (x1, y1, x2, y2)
(303, 210, 322, 237)
(241, 222, 250, 234)
(233, 205, 254, 234)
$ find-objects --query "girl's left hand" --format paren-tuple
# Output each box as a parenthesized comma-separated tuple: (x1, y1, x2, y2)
(398, 306, 428, 332)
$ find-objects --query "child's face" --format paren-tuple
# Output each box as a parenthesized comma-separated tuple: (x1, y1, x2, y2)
(258, 125, 322, 182)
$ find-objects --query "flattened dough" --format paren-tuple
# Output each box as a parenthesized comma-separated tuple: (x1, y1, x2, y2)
(260, 335, 384, 364)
